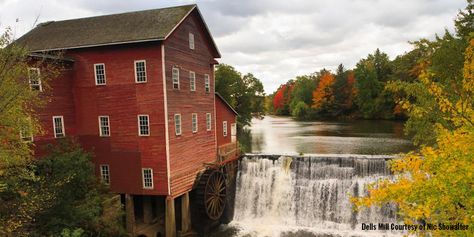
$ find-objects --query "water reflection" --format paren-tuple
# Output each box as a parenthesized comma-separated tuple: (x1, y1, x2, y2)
(244, 116, 414, 155)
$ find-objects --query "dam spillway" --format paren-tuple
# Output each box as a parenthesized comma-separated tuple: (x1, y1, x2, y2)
(230, 154, 401, 237)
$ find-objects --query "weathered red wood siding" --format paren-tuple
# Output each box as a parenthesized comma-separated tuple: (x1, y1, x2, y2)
(215, 96, 236, 147)
(34, 64, 76, 156)
(164, 11, 218, 197)
(34, 43, 169, 195)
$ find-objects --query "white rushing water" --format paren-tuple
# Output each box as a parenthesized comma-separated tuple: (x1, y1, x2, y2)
(228, 155, 403, 237)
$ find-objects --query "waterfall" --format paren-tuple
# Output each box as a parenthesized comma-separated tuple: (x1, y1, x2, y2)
(230, 154, 402, 237)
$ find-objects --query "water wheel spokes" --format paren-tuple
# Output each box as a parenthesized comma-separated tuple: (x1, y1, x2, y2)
(197, 169, 227, 220)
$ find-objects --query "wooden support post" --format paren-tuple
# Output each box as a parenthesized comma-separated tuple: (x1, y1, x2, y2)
(143, 196, 153, 224)
(165, 196, 176, 237)
(181, 192, 192, 234)
(125, 194, 136, 236)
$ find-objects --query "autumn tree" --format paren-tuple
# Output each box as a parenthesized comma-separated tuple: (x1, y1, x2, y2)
(354, 38, 474, 236)
(0, 29, 62, 235)
(332, 64, 357, 115)
(273, 84, 288, 114)
(312, 72, 335, 114)
(0, 29, 124, 236)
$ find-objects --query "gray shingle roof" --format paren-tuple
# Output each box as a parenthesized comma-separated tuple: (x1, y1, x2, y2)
(15, 5, 196, 52)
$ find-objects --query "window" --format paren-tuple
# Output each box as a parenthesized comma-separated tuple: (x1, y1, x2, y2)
(98, 116, 110, 136)
(138, 115, 150, 136)
(28, 68, 42, 91)
(94, 63, 106, 85)
(135, 60, 147, 83)
(189, 71, 196, 91)
(100, 165, 110, 185)
(174, 114, 181, 135)
(142, 168, 153, 189)
(206, 113, 212, 131)
(192, 113, 198, 133)
(189, 32, 195, 50)
(204, 74, 210, 93)
(231, 123, 237, 142)
(52, 116, 65, 138)
(172, 67, 180, 89)
(20, 120, 33, 142)
(223, 121, 228, 137)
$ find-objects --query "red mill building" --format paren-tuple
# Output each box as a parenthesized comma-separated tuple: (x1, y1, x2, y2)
(16, 4, 239, 237)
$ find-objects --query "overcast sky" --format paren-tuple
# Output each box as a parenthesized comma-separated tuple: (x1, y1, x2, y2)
(0, 0, 467, 93)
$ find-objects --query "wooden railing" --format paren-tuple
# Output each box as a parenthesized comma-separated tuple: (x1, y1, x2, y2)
(217, 141, 240, 163)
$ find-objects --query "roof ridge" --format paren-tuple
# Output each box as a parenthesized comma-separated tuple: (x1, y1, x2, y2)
(36, 4, 196, 27)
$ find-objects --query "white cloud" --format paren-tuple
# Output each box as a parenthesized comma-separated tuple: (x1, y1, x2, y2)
(0, 0, 467, 93)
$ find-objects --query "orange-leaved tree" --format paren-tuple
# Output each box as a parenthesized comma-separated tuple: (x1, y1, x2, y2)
(312, 72, 335, 111)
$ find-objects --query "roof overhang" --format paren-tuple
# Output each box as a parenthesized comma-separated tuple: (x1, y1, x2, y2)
(29, 38, 164, 53)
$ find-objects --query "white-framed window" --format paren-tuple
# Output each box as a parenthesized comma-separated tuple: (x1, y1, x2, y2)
(98, 116, 110, 137)
(174, 114, 181, 135)
(138, 115, 150, 136)
(52, 116, 65, 138)
(189, 32, 195, 50)
(223, 121, 228, 137)
(189, 71, 196, 91)
(28, 68, 42, 91)
(135, 60, 147, 83)
(206, 113, 212, 131)
(142, 168, 154, 189)
(20, 120, 33, 142)
(100, 164, 110, 185)
(192, 113, 198, 133)
(204, 74, 210, 93)
(231, 123, 237, 142)
(94, 63, 106, 85)
(172, 67, 180, 89)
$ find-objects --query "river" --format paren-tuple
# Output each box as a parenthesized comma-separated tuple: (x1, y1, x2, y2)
(210, 116, 414, 237)
(243, 116, 414, 155)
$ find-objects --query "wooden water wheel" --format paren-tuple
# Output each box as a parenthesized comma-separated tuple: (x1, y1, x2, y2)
(196, 169, 227, 220)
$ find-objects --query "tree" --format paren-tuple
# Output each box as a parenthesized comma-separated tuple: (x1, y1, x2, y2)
(0, 29, 61, 235)
(312, 72, 335, 114)
(289, 75, 317, 115)
(0, 29, 123, 236)
(387, 1, 474, 145)
(215, 64, 265, 127)
(354, 49, 394, 119)
(34, 140, 125, 236)
(273, 84, 288, 114)
(354, 39, 474, 236)
(332, 64, 357, 115)
(455, 0, 474, 39)
(291, 101, 309, 120)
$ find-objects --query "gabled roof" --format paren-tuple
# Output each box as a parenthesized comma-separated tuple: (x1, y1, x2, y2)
(15, 4, 220, 57)
(215, 93, 238, 115)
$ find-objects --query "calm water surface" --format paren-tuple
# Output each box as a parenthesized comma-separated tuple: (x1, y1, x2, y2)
(245, 116, 414, 155)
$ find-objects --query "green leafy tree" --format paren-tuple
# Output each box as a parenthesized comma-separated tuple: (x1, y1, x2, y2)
(289, 75, 317, 114)
(354, 49, 394, 119)
(33, 140, 125, 236)
(215, 64, 265, 127)
(291, 101, 310, 120)
(0, 29, 61, 235)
